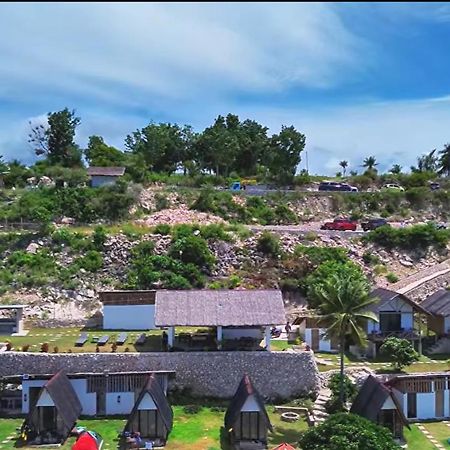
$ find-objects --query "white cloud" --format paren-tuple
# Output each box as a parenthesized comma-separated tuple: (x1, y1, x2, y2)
(0, 2, 365, 105)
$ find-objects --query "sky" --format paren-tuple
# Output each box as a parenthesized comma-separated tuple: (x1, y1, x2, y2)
(1, 2, 450, 174)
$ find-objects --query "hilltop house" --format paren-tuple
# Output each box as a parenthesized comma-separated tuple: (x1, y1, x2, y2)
(224, 374, 273, 449)
(22, 370, 82, 445)
(21, 371, 173, 417)
(422, 289, 450, 336)
(123, 374, 173, 448)
(87, 166, 125, 187)
(351, 375, 408, 440)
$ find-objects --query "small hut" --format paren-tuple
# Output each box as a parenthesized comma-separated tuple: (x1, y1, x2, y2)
(22, 370, 82, 445)
(351, 375, 409, 440)
(123, 374, 173, 447)
(225, 374, 272, 449)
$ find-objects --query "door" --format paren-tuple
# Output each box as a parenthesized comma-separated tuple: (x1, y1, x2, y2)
(311, 329, 320, 351)
(436, 390, 444, 418)
(407, 393, 417, 419)
(96, 391, 106, 416)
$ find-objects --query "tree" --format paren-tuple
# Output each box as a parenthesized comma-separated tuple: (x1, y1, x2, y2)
(339, 160, 348, 176)
(362, 156, 378, 170)
(125, 122, 191, 174)
(411, 149, 438, 173)
(380, 337, 420, 371)
(265, 125, 305, 183)
(310, 271, 378, 404)
(389, 164, 402, 175)
(3, 159, 29, 188)
(28, 108, 82, 167)
(299, 413, 401, 450)
(438, 143, 450, 177)
(84, 136, 125, 167)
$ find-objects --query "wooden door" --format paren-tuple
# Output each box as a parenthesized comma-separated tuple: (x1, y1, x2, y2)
(311, 329, 320, 351)
(436, 390, 444, 417)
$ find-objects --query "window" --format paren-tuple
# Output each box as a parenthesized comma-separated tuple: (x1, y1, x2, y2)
(379, 313, 401, 332)
(407, 393, 417, 418)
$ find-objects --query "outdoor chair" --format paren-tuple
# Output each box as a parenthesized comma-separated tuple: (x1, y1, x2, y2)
(98, 335, 110, 345)
(135, 333, 146, 345)
(75, 332, 88, 347)
(116, 332, 128, 345)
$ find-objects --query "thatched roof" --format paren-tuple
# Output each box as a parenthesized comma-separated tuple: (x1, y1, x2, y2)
(155, 289, 285, 327)
(87, 167, 125, 177)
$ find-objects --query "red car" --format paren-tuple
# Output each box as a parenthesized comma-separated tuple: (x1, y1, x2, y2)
(320, 218, 357, 231)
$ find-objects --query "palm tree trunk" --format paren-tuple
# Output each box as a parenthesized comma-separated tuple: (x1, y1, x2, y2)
(339, 334, 345, 405)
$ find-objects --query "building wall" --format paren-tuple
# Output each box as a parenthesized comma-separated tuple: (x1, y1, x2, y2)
(304, 328, 332, 352)
(106, 392, 135, 415)
(90, 176, 119, 188)
(5, 351, 320, 400)
(139, 393, 157, 410)
(397, 387, 450, 420)
(22, 378, 97, 416)
(241, 394, 261, 412)
(367, 312, 413, 333)
(103, 305, 156, 330)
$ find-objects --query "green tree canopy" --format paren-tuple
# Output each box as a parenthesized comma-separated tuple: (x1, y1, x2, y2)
(299, 413, 401, 450)
(380, 337, 420, 371)
(84, 136, 125, 167)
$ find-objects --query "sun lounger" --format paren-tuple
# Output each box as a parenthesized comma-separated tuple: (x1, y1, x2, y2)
(135, 333, 146, 345)
(116, 332, 127, 345)
(98, 335, 109, 346)
(75, 332, 88, 347)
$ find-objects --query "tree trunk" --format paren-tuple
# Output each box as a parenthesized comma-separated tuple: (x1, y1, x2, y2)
(339, 334, 345, 405)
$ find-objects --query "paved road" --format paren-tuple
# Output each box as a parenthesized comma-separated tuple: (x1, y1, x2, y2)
(248, 223, 367, 238)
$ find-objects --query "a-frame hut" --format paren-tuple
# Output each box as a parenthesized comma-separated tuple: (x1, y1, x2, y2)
(22, 370, 82, 445)
(123, 374, 173, 447)
(224, 374, 272, 449)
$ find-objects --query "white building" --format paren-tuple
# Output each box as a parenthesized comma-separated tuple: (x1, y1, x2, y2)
(21, 371, 173, 417)
(101, 290, 157, 330)
(87, 166, 125, 188)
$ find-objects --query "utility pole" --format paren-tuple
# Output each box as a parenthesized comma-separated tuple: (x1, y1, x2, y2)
(305, 149, 309, 174)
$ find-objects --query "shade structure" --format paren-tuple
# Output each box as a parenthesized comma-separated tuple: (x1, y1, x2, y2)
(72, 431, 103, 450)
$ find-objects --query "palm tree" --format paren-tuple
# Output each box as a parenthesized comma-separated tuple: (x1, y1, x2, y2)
(362, 156, 378, 170)
(310, 273, 378, 404)
(339, 160, 348, 177)
(389, 164, 402, 175)
(439, 143, 450, 177)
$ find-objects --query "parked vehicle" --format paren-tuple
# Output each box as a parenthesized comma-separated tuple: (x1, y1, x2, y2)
(429, 182, 441, 191)
(320, 218, 357, 231)
(318, 181, 358, 192)
(361, 218, 390, 231)
(428, 221, 447, 230)
(382, 183, 404, 192)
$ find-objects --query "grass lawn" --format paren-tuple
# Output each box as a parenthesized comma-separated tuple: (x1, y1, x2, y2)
(0, 407, 307, 450)
(404, 424, 435, 450)
(422, 422, 450, 449)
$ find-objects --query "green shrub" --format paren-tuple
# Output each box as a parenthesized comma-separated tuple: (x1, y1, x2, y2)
(183, 405, 202, 414)
(374, 264, 387, 275)
(169, 235, 215, 269)
(295, 245, 348, 267)
(328, 373, 357, 402)
(75, 250, 103, 272)
(256, 232, 280, 257)
(362, 251, 380, 265)
(304, 231, 318, 241)
(92, 226, 107, 250)
(153, 224, 171, 235)
(200, 224, 232, 242)
(380, 337, 420, 371)
(386, 272, 399, 283)
(154, 193, 170, 211)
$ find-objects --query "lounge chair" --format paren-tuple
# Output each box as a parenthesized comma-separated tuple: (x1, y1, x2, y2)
(98, 335, 109, 346)
(116, 332, 128, 345)
(75, 332, 88, 347)
(135, 333, 146, 345)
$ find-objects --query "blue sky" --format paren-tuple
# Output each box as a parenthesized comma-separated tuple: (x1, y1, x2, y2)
(1, 2, 450, 174)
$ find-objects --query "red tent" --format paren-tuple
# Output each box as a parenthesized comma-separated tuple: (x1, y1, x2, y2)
(272, 444, 296, 450)
(72, 431, 103, 450)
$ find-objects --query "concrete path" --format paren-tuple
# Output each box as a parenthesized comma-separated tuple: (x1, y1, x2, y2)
(417, 423, 447, 449)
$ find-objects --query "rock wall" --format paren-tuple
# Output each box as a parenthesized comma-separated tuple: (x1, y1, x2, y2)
(0, 350, 319, 400)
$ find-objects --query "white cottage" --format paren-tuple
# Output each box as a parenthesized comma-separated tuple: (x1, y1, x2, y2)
(101, 290, 157, 330)
(21, 371, 173, 417)
(87, 166, 125, 187)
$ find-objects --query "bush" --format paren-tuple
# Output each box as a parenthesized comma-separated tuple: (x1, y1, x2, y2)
(41, 343, 49, 353)
(92, 226, 107, 250)
(386, 272, 399, 283)
(154, 193, 170, 211)
(200, 224, 232, 242)
(299, 413, 401, 450)
(22, 344, 30, 352)
(362, 251, 380, 265)
(75, 250, 103, 272)
(295, 245, 348, 267)
(256, 232, 280, 257)
(380, 337, 420, 371)
(153, 224, 171, 235)
(328, 373, 357, 403)
(183, 404, 202, 414)
(169, 235, 215, 269)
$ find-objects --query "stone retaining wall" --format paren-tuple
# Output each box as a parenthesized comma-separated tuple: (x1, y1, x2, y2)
(0, 350, 319, 400)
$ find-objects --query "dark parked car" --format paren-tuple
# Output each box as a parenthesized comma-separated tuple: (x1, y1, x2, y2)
(320, 218, 357, 231)
(361, 218, 390, 231)
(318, 181, 358, 192)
